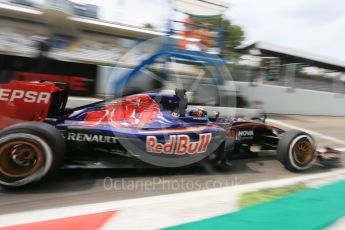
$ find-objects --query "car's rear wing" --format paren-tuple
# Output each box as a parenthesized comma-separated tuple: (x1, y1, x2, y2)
(0, 80, 68, 130)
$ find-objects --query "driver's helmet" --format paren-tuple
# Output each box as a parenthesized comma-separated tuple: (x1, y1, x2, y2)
(188, 107, 207, 118)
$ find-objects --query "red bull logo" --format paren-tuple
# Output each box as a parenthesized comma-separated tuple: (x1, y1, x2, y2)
(146, 133, 212, 155)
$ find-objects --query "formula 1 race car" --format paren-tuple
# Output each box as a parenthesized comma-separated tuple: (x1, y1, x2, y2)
(0, 81, 340, 187)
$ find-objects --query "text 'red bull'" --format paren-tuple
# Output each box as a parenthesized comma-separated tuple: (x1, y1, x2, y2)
(146, 133, 212, 155)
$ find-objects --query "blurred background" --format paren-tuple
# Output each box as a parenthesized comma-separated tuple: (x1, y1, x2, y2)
(0, 0, 344, 115)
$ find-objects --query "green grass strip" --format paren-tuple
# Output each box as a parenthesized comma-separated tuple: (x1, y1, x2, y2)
(164, 180, 345, 230)
(239, 183, 308, 209)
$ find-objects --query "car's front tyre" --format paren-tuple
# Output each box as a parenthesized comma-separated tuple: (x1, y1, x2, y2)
(277, 130, 316, 172)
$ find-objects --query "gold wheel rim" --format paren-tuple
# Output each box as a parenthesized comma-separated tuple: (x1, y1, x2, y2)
(292, 137, 314, 166)
(0, 140, 43, 178)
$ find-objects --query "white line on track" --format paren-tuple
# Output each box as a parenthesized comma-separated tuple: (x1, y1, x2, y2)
(267, 118, 345, 147)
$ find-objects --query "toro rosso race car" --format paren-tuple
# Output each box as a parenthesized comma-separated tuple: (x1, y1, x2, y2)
(0, 80, 340, 187)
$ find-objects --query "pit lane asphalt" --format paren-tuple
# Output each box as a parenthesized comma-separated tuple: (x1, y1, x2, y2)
(0, 115, 344, 215)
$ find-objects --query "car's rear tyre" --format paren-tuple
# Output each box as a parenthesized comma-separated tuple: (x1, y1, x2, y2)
(0, 122, 65, 187)
(277, 130, 316, 172)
